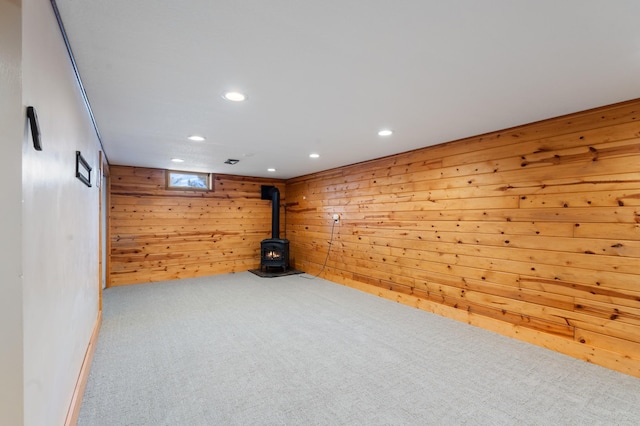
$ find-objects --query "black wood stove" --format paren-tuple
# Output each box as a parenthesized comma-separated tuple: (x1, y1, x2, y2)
(260, 186, 289, 272)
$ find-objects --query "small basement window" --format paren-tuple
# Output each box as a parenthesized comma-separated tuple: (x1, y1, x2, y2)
(166, 170, 212, 191)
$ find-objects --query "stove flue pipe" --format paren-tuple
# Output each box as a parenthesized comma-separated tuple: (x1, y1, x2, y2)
(261, 185, 280, 239)
(270, 187, 280, 239)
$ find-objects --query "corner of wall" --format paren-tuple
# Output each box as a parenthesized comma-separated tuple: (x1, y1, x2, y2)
(0, 0, 24, 424)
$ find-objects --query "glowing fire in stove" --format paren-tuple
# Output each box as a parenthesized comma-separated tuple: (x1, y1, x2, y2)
(265, 250, 282, 260)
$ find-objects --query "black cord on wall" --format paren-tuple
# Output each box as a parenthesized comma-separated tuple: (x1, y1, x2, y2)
(300, 220, 336, 280)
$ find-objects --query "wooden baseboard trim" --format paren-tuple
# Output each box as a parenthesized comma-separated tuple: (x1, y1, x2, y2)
(339, 278, 640, 378)
(65, 310, 102, 426)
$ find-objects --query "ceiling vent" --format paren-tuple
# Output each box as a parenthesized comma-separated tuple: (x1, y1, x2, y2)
(224, 159, 239, 165)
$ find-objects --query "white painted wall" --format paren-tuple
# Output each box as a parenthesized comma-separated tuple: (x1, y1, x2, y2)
(22, 0, 101, 424)
(0, 0, 24, 424)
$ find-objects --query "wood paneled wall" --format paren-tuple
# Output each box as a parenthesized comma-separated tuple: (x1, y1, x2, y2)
(109, 166, 285, 285)
(285, 99, 640, 377)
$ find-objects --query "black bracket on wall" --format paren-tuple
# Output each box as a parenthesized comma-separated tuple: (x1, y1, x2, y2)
(26, 106, 42, 151)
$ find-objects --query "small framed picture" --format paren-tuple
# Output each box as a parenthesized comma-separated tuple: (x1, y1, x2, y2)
(76, 151, 92, 187)
(166, 170, 211, 191)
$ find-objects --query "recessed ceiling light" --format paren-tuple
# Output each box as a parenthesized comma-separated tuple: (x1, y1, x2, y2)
(171, 158, 184, 163)
(378, 129, 393, 136)
(224, 159, 239, 165)
(188, 135, 205, 141)
(309, 153, 320, 158)
(267, 168, 276, 172)
(223, 91, 246, 102)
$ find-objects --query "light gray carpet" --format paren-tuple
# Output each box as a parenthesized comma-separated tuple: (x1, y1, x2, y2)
(79, 272, 640, 425)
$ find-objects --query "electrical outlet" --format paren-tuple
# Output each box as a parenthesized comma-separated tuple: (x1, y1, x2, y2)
(333, 214, 340, 223)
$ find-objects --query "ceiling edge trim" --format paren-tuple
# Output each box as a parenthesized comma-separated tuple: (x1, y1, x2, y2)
(49, 0, 107, 161)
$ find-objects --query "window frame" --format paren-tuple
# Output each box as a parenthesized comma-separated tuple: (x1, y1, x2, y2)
(165, 170, 212, 191)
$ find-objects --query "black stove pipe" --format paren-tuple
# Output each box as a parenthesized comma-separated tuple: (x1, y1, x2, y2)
(261, 185, 280, 239)
(270, 187, 280, 239)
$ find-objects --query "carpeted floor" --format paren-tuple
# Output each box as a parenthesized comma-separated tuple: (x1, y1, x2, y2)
(79, 272, 640, 425)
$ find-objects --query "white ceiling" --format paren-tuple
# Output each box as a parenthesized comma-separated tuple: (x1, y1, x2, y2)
(55, 0, 640, 179)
